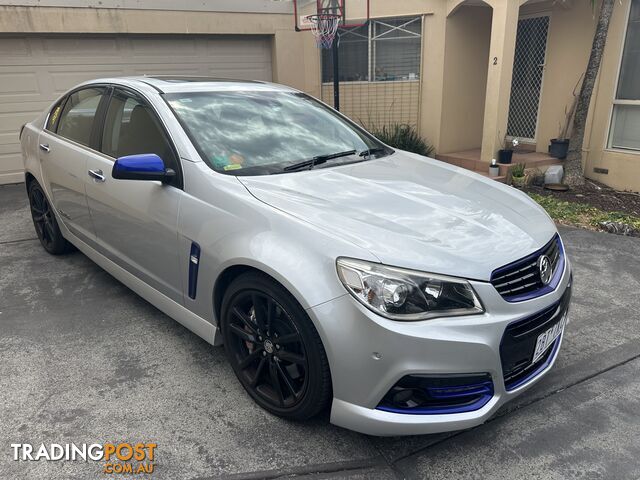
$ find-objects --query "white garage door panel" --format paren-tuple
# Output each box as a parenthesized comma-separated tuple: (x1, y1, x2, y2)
(0, 34, 272, 184)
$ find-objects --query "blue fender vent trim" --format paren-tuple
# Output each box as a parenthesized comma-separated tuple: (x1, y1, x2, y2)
(376, 374, 494, 415)
(188, 242, 201, 300)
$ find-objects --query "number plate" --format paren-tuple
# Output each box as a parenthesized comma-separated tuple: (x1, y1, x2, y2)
(532, 316, 566, 364)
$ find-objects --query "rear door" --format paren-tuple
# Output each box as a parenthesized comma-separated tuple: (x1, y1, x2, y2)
(84, 87, 184, 303)
(38, 86, 106, 242)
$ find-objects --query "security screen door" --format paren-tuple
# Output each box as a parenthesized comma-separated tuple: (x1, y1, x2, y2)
(506, 15, 550, 141)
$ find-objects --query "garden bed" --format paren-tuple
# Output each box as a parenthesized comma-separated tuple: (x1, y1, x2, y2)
(522, 181, 640, 237)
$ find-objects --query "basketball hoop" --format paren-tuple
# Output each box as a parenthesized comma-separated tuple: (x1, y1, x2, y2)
(293, 0, 371, 110)
(307, 13, 341, 49)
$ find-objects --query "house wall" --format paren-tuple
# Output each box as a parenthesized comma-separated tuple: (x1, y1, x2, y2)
(522, 0, 595, 153)
(585, 0, 640, 192)
(439, 5, 492, 154)
(297, 0, 443, 145)
(321, 81, 421, 127)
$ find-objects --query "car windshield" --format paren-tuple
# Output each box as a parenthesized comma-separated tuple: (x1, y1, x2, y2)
(165, 90, 391, 175)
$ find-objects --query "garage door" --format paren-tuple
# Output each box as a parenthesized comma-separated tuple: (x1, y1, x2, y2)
(0, 34, 273, 184)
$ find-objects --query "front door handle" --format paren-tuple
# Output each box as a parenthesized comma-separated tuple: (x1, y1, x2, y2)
(39, 143, 50, 153)
(88, 169, 105, 182)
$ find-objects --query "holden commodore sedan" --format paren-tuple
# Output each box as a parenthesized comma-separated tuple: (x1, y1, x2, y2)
(20, 77, 571, 436)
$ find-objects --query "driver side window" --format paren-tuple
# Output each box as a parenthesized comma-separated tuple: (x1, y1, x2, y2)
(101, 89, 178, 172)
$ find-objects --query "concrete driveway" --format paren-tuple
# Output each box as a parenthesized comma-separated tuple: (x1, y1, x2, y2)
(1, 182, 639, 479)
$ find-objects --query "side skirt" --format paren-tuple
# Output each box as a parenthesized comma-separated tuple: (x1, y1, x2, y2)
(61, 224, 222, 346)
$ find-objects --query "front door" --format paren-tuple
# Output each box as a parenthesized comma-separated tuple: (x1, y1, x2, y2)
(84, 87, 184, 304)
(506, 15, 550, 142)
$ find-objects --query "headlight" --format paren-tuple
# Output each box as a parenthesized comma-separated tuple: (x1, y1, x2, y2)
(336, 258, 484, 321)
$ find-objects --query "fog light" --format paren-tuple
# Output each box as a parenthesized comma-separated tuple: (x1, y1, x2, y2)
(377, 374, 494, 415)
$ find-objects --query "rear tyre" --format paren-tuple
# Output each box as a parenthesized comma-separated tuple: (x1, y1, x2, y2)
(28, 181, 73, 255)
(221, 272, 332, 420)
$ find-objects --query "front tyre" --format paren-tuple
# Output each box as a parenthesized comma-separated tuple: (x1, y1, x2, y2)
(28, 181, 73, 255)
(221, 272, 332, 420)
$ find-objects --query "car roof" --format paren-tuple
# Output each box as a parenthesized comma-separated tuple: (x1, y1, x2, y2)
(79, 76, 298, 94)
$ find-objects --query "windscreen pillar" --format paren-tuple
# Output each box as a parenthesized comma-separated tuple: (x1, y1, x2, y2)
(480, 0, 522, 164)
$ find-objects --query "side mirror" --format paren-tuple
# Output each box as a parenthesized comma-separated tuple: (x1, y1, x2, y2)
(112, 154, 175, 183)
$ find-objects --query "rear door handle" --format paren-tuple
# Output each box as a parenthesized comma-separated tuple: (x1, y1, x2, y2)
(39, 143, 50, 153)
(88, 169, 105, 182)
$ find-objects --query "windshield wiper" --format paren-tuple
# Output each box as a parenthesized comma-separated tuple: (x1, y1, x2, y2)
(359, 147, 386, 158)
(283, 150, 357, 172)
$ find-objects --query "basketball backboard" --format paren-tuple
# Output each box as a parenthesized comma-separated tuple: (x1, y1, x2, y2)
(293, 0, 370, 32)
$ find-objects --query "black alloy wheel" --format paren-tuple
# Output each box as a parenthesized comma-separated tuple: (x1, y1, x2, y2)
(221, 273, 331, 420)
(28, 181, 72, 255)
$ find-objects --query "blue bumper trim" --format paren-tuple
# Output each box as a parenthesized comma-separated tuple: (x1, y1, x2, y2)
(376, 379, 494, 415)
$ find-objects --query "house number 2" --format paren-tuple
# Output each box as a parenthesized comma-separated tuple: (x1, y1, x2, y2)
(493, 57, 498, 65)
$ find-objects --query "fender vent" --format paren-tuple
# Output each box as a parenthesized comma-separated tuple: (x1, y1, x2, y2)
(188, 242, 201, 300)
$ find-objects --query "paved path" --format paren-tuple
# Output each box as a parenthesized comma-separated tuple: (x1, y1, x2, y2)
(1, 183, 639, 479)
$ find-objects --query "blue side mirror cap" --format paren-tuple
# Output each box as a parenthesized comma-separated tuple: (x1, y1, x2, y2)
(112, 154, 175, 182)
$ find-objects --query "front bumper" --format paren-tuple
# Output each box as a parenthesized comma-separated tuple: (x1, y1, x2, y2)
(308, 258, 572, 436)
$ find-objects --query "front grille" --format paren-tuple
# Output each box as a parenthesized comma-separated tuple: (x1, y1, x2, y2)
(500, 283, 571, 390)
(491, 235, 563, 302)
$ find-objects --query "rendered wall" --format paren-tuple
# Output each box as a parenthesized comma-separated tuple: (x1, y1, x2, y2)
(523, 0, 595, 153)
(585, 0, 640, 192)
(439, 5, 492, 154)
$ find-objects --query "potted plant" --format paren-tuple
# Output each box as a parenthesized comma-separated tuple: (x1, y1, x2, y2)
(549, 74, 582, 159)
(489, 158, 500, 177)
(510, 163, 527, 187)
(549, 111, 572, 159)
(498, 135, 519, 164)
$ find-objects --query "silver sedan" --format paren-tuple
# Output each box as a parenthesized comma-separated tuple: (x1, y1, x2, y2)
(20, 77, 572, 436)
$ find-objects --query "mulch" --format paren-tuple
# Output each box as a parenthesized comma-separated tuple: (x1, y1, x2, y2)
(523, 180, 640, 217)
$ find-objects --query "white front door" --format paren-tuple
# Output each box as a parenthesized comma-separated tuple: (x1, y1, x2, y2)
(506, 15, 550, 142)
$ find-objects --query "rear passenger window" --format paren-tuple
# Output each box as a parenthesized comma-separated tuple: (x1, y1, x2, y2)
(101, 89, 177, 170)
(57, 88, 104, 146)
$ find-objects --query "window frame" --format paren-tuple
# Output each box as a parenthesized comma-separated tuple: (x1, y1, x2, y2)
(94, 85, 184, 189)
(46, 85, 108, 147)
(607, 0, 640, 153)
(321, 15, 423, 85)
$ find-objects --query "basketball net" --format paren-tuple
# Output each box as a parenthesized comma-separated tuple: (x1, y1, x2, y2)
(308, 13, 341, 49)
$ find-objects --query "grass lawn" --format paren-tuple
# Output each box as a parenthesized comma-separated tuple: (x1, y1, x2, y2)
(528, 193, 640, 234)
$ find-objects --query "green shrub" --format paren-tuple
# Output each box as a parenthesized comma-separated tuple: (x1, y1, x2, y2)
(511, 163, 526, 178)
(369, 123, 435, 157)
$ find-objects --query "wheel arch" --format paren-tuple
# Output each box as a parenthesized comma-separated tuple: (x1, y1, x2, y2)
(213, 263, 309, 333)
(24, 171, 37, 190)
